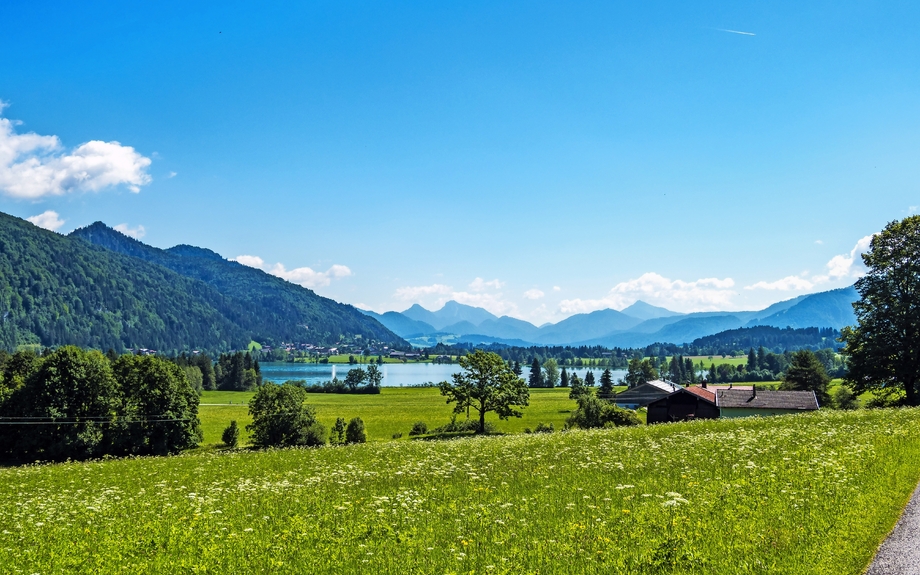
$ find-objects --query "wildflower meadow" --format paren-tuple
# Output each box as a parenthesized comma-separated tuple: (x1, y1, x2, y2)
(2, 408, 920, 574)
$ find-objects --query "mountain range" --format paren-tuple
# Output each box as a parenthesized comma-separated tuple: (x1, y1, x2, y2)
(360, 286, 859, 348)
(0, 212, 404, 352)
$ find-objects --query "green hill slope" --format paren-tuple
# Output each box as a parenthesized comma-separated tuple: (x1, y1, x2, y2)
(0, 213, 403, 352)
(68, 222, 404, 349)
(0, 212, 256, 351)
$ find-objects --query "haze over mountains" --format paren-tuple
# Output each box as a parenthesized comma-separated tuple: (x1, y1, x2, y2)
(361, 286, 859, 348)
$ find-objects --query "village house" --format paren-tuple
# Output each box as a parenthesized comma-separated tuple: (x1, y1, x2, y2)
(645, 383, 820, 424)
(614, 380, 682, 409)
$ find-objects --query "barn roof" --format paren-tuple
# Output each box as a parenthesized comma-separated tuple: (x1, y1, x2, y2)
(716, 389, 819, 410)
(684, 386, 716, 403)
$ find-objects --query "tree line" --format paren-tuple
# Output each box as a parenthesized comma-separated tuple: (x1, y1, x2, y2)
(0, 346, 201, 462)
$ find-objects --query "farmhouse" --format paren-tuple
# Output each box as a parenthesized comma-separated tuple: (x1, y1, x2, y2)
(614, 380, 682, 409)
(645, 384, 820, 423)
(646, 386, 719, 424)
(716, 387, 819, 418)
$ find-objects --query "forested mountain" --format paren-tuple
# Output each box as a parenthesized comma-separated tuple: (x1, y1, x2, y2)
(0, 213, 403, 352)
(70, 222, 404, 349)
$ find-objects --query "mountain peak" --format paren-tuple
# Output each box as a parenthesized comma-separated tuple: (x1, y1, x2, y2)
(621, 300, 682, 320)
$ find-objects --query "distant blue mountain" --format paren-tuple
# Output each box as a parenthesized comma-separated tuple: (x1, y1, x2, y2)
(402, 301, 498, 331)
(360, 309, 437, 337)
(748, 286, 857, 329)
(534, 309, 643, 344)
(378, 287, 859, 347)
(619, 301, 682, 321)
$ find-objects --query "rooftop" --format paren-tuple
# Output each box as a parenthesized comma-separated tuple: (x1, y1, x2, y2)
(716, 389, 819, 410)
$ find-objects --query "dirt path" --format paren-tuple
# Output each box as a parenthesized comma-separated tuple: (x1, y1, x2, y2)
(865, 483, 920, 574)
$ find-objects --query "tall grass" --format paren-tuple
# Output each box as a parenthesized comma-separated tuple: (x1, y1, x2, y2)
(2, 408, 919, 573)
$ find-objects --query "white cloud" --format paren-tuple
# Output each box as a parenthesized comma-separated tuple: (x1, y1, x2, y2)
(909, 206, 918, 214)
(815, 239, 823, 245)
(826, 235, 873, 279)
(552, 286, 561, 291)
(523, 288, 545, 300)
(233, 255, 265, 268)
(0, 107, 152, 199)
(232, 255, 352, 288)
(745, 275, 814, 291)
(394, 283, 453, 301)
(270, 263, 352, 288)
(469, 277, 505, 292)
(114, 223, 146, 239)
(559, 272, 736, 314)
(167, 171, 177, 179)
(26, 210, 65, 232)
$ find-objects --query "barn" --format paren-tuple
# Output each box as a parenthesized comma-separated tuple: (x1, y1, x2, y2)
(614, 380, 682, 409)
(646, 385, 719, 424)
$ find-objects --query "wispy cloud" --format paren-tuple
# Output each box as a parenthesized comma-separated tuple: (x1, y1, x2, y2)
(559, 272, 736, 314)
(523, 288, 545, 300)
(717, 28, 756, 36)
(114, 223, 146, 239)
(394, 283, 453, 301)
(0, 103, 152, 199)
(394, 278, 518, 316)
(233, 255, 352, 288)
(469, 277, 504, 292)
(745, 235, 875, 292)
(26, 210, 65, 232)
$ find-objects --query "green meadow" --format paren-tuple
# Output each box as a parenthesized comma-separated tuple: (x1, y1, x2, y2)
(3, 408, 920, 574)
(198, 387, 592, 447)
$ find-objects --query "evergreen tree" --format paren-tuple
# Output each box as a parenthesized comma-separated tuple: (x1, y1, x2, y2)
(560, 367, 569, 388)
(598, 368, 615, 398)
(747, 348, 758, 371)
(528, 358, 544, 388)
(584, 371, 596, 387)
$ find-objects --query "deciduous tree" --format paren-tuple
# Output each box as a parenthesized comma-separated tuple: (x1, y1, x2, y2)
(439, 350, 529, 433)
(842, 216, 920, 405)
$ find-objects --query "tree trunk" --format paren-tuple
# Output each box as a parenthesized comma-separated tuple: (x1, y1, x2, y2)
(478, 400, 486, 434)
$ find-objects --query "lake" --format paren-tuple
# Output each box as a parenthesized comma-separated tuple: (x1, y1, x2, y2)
(260, 362, 626, 388)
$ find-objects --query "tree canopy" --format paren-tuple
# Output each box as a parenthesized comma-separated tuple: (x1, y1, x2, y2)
(779, 350, 831, 406)
(439, 350, 529, 433)
(841, 216, 920, 405)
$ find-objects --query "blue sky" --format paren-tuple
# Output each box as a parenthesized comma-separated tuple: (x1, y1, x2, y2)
(1, 1, 917, 324)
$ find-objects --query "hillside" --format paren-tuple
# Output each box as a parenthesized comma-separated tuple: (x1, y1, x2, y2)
(68, 222, 404, 349)
(0, 213, 403, 352)
(0, 212, 254, 351)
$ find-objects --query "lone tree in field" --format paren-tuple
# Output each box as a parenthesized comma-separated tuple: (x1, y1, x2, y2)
(439, 349, 529, 433)
(841, 216, 920, 406)
(247, 383, 326, 447)
(780, 349, 831, 406)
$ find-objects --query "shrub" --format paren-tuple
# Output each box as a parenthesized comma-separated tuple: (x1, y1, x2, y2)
(330, 417, 347, 445)
(567, 395, 640, 429)
(408, 421, 428, 436)
(431, 416, 496, 434)
(832, 386, 859, 410)
(221, 421, 240, 448)
(534, 422, 554, 433)
(247, 383, 325, 448)
(391, 432, 403, 439)
(345, 417, 366, 444)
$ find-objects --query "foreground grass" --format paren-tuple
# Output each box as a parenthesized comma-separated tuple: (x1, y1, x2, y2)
(3, 409, 920, 574)
(198, 387, 585, 446)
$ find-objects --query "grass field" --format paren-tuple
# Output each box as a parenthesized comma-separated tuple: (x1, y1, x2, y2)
(198, 387, 594, 447)
(3, 408, 920, 574)
(684, 355, 749, 367)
